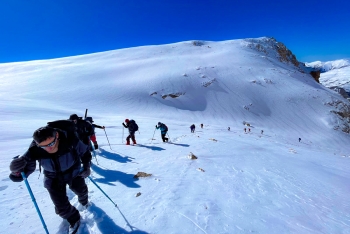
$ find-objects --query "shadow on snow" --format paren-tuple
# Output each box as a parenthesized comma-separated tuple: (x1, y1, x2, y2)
(97, 148, 135, 164)
(91, 164, 140, 188)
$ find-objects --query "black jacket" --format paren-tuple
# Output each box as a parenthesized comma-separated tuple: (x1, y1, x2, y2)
(123, 122, 137, 134)
(19, 129, 91, 182)
(75, 119, 94, 144)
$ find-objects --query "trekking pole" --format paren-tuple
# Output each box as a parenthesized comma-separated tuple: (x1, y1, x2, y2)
(21, 172, 49, 234)
(166, 132, 171, 142)
(150, 127, 156, 143)
(87, 176, 118, 207)
(122, 127, 124, 144)
(103, 128, 112, 150)
(90, 141, 99, 165)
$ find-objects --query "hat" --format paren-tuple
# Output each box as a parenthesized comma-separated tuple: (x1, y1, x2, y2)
(125, 119, 129, 123)
(158, 122, 161, 126)
(69, 114, 79, 120)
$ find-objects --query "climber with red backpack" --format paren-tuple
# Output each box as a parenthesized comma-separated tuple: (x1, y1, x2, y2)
(122, 119, 138, 145)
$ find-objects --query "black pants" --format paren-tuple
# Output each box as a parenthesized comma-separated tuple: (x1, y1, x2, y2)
(44, 175, 88, 225)
(126, 132, 136, 143)
(161, 133, 168, 142)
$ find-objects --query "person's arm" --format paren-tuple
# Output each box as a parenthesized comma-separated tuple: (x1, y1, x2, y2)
(122, 123, 128, 128)
(93, 124, 105, 129)
(9, 146, 37, 182)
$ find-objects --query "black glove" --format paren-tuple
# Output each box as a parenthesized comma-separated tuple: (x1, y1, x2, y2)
(155, 125, 157, 128)
(10, 157, 27, 173)
(9, 172, 23, 182)
(79, 167, 91, 178)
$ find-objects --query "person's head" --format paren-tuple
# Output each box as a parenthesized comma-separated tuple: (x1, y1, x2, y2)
(69, 114, 79, 124)
(125, 119, 129, 123)
(33, 126, 59, 153)
(158, 122, 161, 126)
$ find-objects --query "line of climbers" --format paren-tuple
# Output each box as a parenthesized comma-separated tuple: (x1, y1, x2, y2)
(7, 114, 199, 233)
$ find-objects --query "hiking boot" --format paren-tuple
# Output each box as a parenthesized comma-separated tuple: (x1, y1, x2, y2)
(68, 219, 80, 234)
(133, 141, 137, 145)
(126, 142, 130, 145)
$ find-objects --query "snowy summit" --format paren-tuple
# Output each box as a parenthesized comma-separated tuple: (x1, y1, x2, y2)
(1, 37, 350, 234)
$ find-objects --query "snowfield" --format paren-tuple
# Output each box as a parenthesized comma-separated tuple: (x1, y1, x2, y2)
(1, 37, 350, 234)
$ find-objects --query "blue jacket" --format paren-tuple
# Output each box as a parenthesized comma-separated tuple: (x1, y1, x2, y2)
(156, 124, 168, 134)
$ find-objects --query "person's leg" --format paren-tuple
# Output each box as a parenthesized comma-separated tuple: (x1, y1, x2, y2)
(90, 134, 98, 149)
(162, 133, 168, 142)
(44, 177, 80, 226)
(69, 176, 89, 206)
(126, 135, 131, 145)
(131, 133, 136, 144)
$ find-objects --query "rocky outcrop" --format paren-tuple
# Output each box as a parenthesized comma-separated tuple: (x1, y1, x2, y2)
(245, 37, 323, 83)
(275, 41, 299, 67)
(245, 37, 300, 68)
(326, 99, 350, 133)
(310, 70, 320, 83)
(329, 86, 350, 99)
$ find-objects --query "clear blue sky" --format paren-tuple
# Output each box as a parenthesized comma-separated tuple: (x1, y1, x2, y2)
(1, 0, 349, 63)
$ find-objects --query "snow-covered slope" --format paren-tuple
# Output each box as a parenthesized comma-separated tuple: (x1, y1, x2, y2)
(0, 37, 348, 143)
(1, 37, 350, 234)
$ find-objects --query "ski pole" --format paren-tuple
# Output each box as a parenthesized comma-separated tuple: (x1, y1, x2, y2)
(122, 126, 124, 144)
(166, 132, 171, 142)
(103, 128, 112, 150)
(90, 141, 99, 165)
(87, 176, 118, 207)
(150, 127, 156, 143)
(21, 172, 49, 234)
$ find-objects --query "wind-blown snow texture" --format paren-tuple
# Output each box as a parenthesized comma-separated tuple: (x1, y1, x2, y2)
(1, 37, 350, 234)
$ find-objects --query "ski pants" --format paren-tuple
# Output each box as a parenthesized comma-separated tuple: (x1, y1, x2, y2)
(44, 175, 88, 225)
(90, 134, 97, 144)
(161, 132, 168, 142)
(126, 132, 136, 143)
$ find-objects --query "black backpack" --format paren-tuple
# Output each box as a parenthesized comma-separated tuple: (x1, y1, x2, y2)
(162, 124, 168, 131)
(47, 120, 78, 141)
(85, 117, 95, 132)
(129, 119, 139, 131)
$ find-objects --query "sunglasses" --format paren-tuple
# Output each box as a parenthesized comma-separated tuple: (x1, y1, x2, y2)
(38, 135, 57, 148)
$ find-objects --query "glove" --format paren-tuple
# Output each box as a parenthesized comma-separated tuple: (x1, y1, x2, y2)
(102, 126, 105, 129)
(10, 157, 27, 173)
(9, 157, 26, 182)
(155, 125, 157, 128)
(9, 172, 23, 182)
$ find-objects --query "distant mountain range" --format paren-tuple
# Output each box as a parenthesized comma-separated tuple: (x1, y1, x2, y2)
(305, 59, 350, 98)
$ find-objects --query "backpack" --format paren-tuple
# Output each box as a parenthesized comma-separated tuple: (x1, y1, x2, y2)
(85, 117, 93, 123)
(47, 120, 78, 140)
(85, 117, 95, 133)
(163, 124, 168, 131)
(129, 119, 139, 131)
